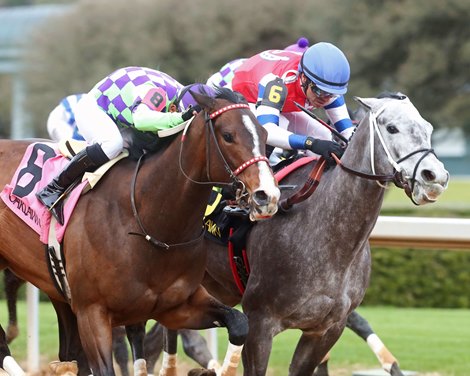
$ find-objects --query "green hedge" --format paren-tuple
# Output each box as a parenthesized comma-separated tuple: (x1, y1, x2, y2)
(1, 249, 469, 308)
(364, 248, 470, 308)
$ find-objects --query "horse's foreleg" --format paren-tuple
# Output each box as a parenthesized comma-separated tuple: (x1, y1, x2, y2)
(49, 298, 90, 376)
(239, 312, 275, 376)
(112, 326, 130, 376)
(0, 324, 25, 376)
(180, 329, 220, 370)
(75, 306, 115, 376)
(313, 352, 330, 376)
(3, 270, 23, 344)
(159, 328, 218, 376)
(144, 322, 164, 374)
(346, 311, 403, 375)
(158, 286, 246, 376)
(289, 324, 343, 376)
(125, 323, 147, 376)
(157, 329, 178, 376)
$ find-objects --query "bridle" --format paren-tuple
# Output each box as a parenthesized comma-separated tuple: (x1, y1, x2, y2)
(334, 103, 435, 204)
(129, 102, 269, 249)
(280, 101, 435, 210)
(179, 103, 269, 198)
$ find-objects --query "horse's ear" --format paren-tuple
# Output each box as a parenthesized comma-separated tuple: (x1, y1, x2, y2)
(189, 90, 216, 112)
(354, 96, 381, 111)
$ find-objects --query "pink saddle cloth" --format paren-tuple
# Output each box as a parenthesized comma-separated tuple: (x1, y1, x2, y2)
(0, 142, 88, 244)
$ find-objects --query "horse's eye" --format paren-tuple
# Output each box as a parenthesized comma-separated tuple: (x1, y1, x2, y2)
(386, 125, 399, 134)
(222, 132, 234, 143)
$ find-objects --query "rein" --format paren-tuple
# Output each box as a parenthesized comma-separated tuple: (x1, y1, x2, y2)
(279, 158, 327, 211)
(128, 152, 205, 250)
(129, 103, 270, 250)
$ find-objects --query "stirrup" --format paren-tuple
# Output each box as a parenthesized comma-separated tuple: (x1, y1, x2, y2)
(50, 201, 65, 225)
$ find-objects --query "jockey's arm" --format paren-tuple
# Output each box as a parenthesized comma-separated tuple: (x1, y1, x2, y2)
(256, 75, 309, 150)
(133, 105, 184, 132)
(131, 86, 185, 132)
(324, 96, 355, 140)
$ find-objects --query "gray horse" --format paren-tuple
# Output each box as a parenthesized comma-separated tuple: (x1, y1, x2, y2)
(187, 93, 449, 376)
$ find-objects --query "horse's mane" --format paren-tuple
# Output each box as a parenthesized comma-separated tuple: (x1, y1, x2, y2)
(213, 86, 248, 105)
(376, 91, 407, 100)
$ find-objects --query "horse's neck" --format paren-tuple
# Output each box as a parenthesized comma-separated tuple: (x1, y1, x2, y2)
(136, 135, 211, 239)
(334, 119, 390, 209)
(345, 113, 395, 178)
(311, 119, 391, 245)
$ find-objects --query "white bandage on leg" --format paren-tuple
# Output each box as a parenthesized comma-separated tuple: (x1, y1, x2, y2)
(3, 356, 25, 376)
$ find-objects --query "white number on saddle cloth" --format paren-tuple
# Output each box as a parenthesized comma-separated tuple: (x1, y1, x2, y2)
(0, 142, 88, 244)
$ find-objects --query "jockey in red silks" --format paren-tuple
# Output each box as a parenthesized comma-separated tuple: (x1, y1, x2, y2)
(37, 66, 214, 225)
(207, 37, 310, 89)
(208, 40, 355, 166)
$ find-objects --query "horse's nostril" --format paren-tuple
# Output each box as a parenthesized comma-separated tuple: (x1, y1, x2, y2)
(421, 169, 436, 182)
(253, 190, 269, 206)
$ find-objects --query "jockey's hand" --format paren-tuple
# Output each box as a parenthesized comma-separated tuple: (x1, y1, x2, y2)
(305, 137, 344, 166)
(182, 105, 201, 121)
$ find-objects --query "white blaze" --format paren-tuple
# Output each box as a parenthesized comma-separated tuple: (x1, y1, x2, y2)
(242, 114, 280, 200)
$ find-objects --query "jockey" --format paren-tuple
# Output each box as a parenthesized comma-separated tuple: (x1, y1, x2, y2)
(210, 42, 354, 166)
(36, 66, 214, 225)
(206, 37, 310, 89)
(47, 94, 86, 142)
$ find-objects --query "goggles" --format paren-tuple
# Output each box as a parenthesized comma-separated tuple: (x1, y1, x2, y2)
(308, 81, 335, 98)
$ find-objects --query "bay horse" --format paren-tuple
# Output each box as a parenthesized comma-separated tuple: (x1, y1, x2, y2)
(2, 269, 216, 375)
(0, 88, 280, 376)
(197, 93, 449, 375)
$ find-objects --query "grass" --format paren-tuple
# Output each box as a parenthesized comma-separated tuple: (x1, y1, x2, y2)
(2, 301, 470, 376)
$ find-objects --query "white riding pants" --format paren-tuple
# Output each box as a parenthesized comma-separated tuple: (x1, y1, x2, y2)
(74, 94, 124, 159)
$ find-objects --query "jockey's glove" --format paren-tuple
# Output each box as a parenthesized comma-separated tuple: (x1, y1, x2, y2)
(304, 137, 344, 166)
(181, 105, 202, 122)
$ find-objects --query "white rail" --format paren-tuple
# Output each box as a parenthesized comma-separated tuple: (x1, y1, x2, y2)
(370, 216, 470, 250)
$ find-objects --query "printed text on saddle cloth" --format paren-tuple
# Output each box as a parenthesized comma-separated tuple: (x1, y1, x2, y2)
(0, 142, 87, 244)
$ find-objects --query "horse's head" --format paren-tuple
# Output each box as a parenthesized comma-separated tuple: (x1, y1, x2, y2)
(186, 87, 280, 220)
(354, 93, 449, 205)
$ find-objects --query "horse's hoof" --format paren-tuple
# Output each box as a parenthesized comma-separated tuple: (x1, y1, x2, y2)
(389, 362, 405, 376)
(188, 368, 216, 376)
(49, 360, 78, 376)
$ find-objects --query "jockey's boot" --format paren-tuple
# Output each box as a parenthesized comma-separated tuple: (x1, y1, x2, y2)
(36, 143, 109, 225)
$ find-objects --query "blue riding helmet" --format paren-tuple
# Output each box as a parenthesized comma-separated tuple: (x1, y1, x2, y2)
(177, 83, 216, 111)
(298, 42, 350, 95)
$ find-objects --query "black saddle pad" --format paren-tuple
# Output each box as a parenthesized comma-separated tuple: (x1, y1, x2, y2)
(203, 188, 252, 247)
